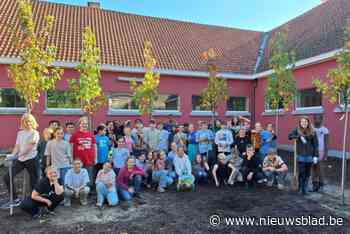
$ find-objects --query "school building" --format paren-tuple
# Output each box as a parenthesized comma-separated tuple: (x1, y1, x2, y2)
(0, 0, 349, 156)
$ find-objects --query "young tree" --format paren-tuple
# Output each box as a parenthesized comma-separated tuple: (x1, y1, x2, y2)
(313, 23, 350, 205)
(200, 48, 228, 125)
(131, 41, 160, 119)
(264, 27, 297, 144)
(8, 0, 63, 114)
(69, 27, 105, 130)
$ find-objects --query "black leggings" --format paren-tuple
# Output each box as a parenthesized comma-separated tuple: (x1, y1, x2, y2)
(3, 158, 40, 199)
(298, 162, 312, 193)
(20, 194, 64, 216)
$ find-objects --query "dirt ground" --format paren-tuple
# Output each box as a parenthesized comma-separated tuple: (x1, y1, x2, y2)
(0, 178, 350, 234)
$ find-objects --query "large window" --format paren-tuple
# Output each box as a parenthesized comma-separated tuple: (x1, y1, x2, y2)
(227, 97, 247, 112)
(0, 88, 25, 108)
(109, 93, 138, 110)
(296, 88, 322, 108)
(154, 94, 179, 111)
(46, 90, 80, 109)
(192, 95, 210, 111)
(109, 93, 179, 111)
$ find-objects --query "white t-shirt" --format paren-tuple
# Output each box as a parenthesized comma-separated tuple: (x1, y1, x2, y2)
(16, 129, 40, 162)
(314, 126, 329, 152)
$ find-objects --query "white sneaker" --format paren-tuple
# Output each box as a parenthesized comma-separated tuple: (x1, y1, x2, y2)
(267, 181, 274, 187)
(277, 184, 284, 190)
(158, 187, 165, 193)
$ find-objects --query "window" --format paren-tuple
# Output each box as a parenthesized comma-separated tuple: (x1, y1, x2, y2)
(109, 93, 138, 110)
(154, 94, 179, 111)
(0, 88, 25, 108)
(46, 90, 80, 109)
(192, 95, 210, 111)
(296, 88, 322, 108)
(227, 97, 247, 111)
(265, 99, 284, 111)
(339, 95, 350, 107)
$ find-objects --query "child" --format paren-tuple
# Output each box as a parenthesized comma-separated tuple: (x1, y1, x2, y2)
(117, 157, 145, 200)
(136, 153, 153, 188)
(70, 116, 97, 186)
(95, 125, 111, 173)
(240, 145, 265, 188)
(263, 148, 288, 190)
(228, 148, 243, 184)
(37, 128, 53, 177)
(64, 122, 75, 142)
(95, 162, 118, 207)
(152, 151, 174, 192)
(187, 124, 198, 164)
(112, 136, 130, 176)
(192, 154, 209, 184)
(174, 147, 195, 191)
(212, 154, 236, 187)
(45, 127, 72, 182)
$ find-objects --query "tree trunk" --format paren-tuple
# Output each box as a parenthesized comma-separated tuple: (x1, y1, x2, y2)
(341, 99, 349, 205)
(275, 108, 279, 146)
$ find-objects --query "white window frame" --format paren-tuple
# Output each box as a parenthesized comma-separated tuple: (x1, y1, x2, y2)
(0, 88, 26, 115)
(44, 91, 82, 115)
(293, 88, 323, 115)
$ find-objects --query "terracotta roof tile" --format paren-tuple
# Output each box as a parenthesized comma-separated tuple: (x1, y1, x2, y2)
(258, 0, 350, 72)
(0, 0, 262, 74)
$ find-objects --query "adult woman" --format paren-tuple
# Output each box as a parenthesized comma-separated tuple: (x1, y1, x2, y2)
(288, 116, 318, 195)
(3, 113, 40, 204)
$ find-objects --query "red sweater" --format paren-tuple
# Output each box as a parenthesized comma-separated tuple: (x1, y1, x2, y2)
(116, 166, 145, 190)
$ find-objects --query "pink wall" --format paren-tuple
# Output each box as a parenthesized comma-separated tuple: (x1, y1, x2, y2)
(0, 64, 253, 150)
(255, 59, 349, 152)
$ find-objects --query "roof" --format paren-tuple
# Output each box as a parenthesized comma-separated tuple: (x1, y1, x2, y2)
(258, 0, 350, 72)
(0, 0, 262, 74)
(0, 0, 349, 75)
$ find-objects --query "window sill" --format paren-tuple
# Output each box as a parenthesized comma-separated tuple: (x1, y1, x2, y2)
(292, 106, 324, 115)
(43, 109, 84, 116)
(225, 111, 250, 117)
(190, 111, 218, 117)
(152, 110, 182, 116)
(107, 109, 141, 116)
(0, 108, 26, 115)
(262, 109, 285, 116)
(333, 106, 350, 113)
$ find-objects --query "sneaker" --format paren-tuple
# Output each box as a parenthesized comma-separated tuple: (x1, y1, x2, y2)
(134, 193, 142, 199)
(146, 184, 151, 189)
(64, 199, 71, 207)
(257, 179, 264, 184)
(157, 187, 165, 193)
(277, 184, 284, 190)
(228, 179, 234, 186)
(267, 181, 274, 187)
(0, 198, 21, 209)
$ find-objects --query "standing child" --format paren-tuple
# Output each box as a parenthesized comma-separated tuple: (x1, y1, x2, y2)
(64, 122, 75, 142)
(45, 127, 72, 182)
(37, 128, 53, 177)
(70, 116, 97, 186)
(187, 124, 198, 164)
(95, 125, 111, 181)
(112, 136, 130, 176)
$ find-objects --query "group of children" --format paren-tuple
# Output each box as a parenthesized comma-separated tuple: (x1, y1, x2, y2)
(3, 113, 328, 218)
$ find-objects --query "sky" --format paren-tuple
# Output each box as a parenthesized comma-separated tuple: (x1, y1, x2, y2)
(43, 0, 324, 32)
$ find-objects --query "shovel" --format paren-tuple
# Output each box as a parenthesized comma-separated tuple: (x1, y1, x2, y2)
(290, 141, 299, 192)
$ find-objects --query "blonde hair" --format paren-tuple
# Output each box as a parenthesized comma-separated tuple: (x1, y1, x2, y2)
(20, 113, 38, 130)
(42, 128, 54, 141)
(45, 166, 57, 175)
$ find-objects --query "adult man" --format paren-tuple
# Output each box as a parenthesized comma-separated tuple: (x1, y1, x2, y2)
(20, 166, 64, 218)
(262, 148, 288, 190)
(64, 159, 90, 206)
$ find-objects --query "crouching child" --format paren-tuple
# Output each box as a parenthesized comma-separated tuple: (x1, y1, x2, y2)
(174, 147, 195, 191)
(64, 159, 90, 206)
(240, 144, 265, 189)
(20, 166, 64, 218)
(263, 148, 288, 190)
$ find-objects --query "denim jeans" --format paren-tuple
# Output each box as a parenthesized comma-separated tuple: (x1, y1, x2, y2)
(194, 170, 208, 183)
(152, 170, 174, 189)
(59, 167, 71, 184)
(298, 161, 312, 193)
(264, 171, 287, 185)
(96, 182, 118, 206)
(117, 175, 142, 201)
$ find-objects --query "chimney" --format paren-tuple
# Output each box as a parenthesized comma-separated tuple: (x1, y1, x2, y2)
(87, 1, 100, 8)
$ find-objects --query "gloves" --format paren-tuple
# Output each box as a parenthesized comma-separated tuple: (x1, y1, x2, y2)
(313, 157, 318, 164)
